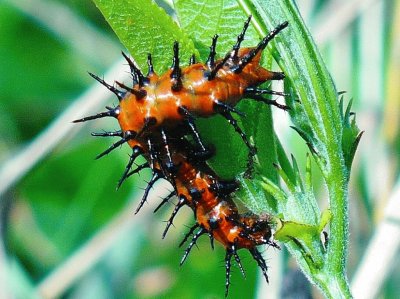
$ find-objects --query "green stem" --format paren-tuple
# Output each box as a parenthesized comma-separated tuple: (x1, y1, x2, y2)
(314, 273, 352, 299)
(324, 175, 351, 296)
(238, 0, 352, 297)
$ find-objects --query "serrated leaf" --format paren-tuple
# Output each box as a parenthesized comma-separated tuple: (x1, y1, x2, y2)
(92, 0, 197, 72)
(174, 0, 259, 60)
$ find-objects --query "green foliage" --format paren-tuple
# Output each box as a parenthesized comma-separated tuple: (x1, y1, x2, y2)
(80, 0, 358, 297)
(2, 0, 378, 298)
(237, 1, 356, 297)
(340, 97, 363, 173)
(75, 0, 359, 296)
(92, 0, 197, 73)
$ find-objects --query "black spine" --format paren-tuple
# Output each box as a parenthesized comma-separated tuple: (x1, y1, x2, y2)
(73, 106, 119, 123)
(233, 21, 289, 73)
(231, 15, 252, 58)
(206, 34, 219, 68)
(180, 227, 206, 265)
(162, 195, 186, 238)
(88, 72, 125, 100)
(147, 53, 154, 75)
(95, 130, 135, 160)
(116, 81, 147, 99)
(189, 54, 196, 65)
(121, 51, 146, 87)
(135, 170, 162, 214)
(117, 146, 142, 189)
(170, 42, 183, 91)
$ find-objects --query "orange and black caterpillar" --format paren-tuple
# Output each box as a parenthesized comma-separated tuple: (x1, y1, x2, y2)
(137, 130, 279, 296)
(74, 16, 286, 296)
(83, 122, 279, 296)
(74, 16, 288, 175)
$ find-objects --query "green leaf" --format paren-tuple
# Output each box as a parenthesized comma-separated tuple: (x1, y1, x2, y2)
(174, 0, 260, 60)
(340, 97, 364, 172)
(273, 210, 331, 271)
(92, 0, 197, 72)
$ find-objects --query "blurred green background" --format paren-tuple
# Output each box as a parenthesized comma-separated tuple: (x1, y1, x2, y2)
(0, 0, 399, 298)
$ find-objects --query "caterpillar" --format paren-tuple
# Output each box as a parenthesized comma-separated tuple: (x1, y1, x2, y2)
(74, 16, 286, 296)
(140, 130, 279, 296)
(89, 123, 279, 296)
(74, 16, 288, 180)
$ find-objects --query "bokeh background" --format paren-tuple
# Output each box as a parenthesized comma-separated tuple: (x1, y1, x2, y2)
(1, 0, 399, 298)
